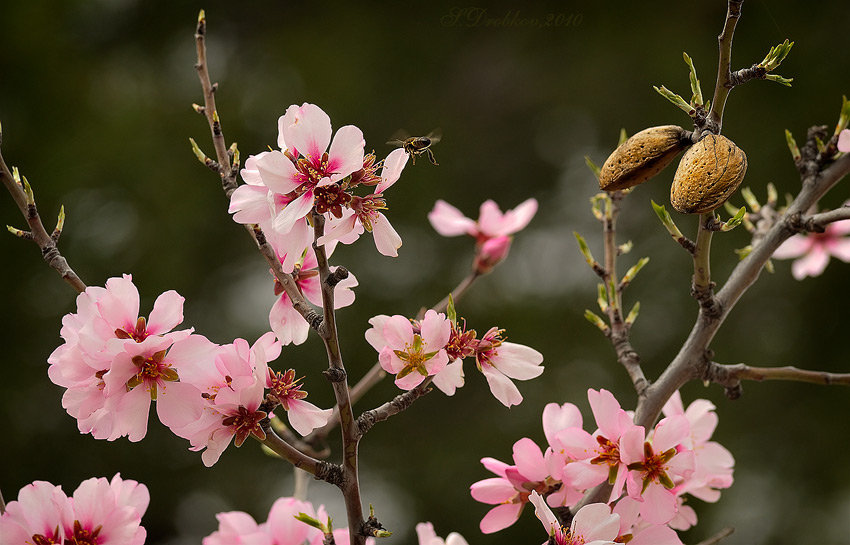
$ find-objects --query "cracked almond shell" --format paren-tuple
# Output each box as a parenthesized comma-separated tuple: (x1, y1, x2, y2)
(598, 125, 690, 191)
(670, 134, 747, 214)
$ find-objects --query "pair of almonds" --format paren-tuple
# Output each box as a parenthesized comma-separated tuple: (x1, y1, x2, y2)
(598, 125, 748, 214)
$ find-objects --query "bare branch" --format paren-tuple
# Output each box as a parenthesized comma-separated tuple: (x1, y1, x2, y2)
(707, 0, 745, 133)
(694, 527, 736, 545)
(706, 362, 850, 389)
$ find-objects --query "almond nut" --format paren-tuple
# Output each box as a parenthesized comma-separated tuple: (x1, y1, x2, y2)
(670, 134, 747, 214)
(599, 125, 690, 191)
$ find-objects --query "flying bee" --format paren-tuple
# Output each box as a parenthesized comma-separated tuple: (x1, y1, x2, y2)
(387, 129, 442, 165)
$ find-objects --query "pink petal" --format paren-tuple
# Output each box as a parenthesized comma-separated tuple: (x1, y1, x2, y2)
(838, 128, 850, 153)
(619, 426, 646, 465)
(428, 200, 476, 237)
(371, 212, 402, 257)
(628, 524, 683, 545)
(286, 398, 333, 436)
(772, 234, 810, 259)
(652, 415, 690, 452)
(146, 290, 184, 335)
(542, 402, 583, 446)
(420, 310, 451, 349)
(273, 190, 314, 235)
(470, 478, 516, 504)
(229, 184, 273, 224)
(512, 438, 548, 482)
(661, 389, 684, 417)
(383, 315, 414, 349)
(639, 484, 677, 525)
(571, 503, 619, 542)
(394, 369, 426, 390)
(331, 268, 358, 309)
(282, 103, 331, 162)
(827, 238, 850, 262)
(792, 245, 830, 279)
(480, 364, 523, 407)
(528, 490, 559, 534)
(256, 150, 301, 195)
(476, 200, 506, 237)
(489, 342, 543, 380)
(269, 295, 310, 346)
(364, 315, 391, 351)
(499, 198, 538, 235)
(432, 359, 465, 395)
(317, 212, 358, 248)
(553, 427, 598, 460)
(156, 381, 204, 430)
(589, 388, 624, 438)
(479, 503, 523, 534)
(99, 275, 140, 331)
(562, 461, 608, 489)
(375, 148, 409, 193)
(326, 125, 365, 180)
(117, 385, 152, 442)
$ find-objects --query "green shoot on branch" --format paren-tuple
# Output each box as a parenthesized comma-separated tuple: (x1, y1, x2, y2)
(785, 129, 801, 162)
(653, 85, 693, 115)
(683, 52, 704, 107)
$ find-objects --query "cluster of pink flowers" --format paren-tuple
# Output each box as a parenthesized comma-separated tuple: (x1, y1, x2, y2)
(47, 275, 331, 466)
(365, 308, 544, 407)
(203, 497, 375, 545)
(229, 102, 409, 262)
(428, 198, 538, 274)
(470, 389, 734, 544)
(773, 201, 850, 280)
(0, 474, 148, 545)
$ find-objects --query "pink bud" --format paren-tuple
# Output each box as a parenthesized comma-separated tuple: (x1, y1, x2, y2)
(474, 235, 512, 274)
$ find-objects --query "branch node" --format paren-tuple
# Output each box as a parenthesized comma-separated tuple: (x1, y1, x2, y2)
(323, 367, 347, 383)
(327, 266, 350, 287)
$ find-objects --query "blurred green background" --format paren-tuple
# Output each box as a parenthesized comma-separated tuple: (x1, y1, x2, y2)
(1, 1, 849, 544)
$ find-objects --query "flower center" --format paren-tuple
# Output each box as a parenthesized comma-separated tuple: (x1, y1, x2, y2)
(128, 350, 178, 398)
(626, 442, 677, 494)
(314, 183, 352, 218)
(114, 316, 149, 342)
(394, 334, 438, 379)
(222, 405, 268, 447)
(590, 435, 622, 484)
(268, 368, 309, 409)
(69, 520, 102, 545)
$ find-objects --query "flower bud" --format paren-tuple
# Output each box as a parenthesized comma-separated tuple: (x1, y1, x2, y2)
(599, 125, 690, 191)
(670, 134, 747, 214)
(474, 235, 512, 274)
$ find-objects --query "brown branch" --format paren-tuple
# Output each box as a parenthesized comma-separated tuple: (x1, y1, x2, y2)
(257, 422, 329, 477)
(0, 135, 87, 293)
(794, 205, 850, 232)
(311, 211, 367, 545)
(706, 362, 850, 390)
(356, 380, 434, 435)
(707, 0, 744, 133)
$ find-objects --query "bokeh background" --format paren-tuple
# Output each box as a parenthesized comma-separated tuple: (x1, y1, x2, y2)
(1, 1, 849, 544)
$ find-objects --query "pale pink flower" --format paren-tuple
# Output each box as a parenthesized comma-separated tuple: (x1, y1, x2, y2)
(773, 210, 850, 279)
(475, 327, 543, 407)
(264, 497, 323, 545)
(1, 474, 149, 545)
(172, 334, 279, 466)
(429, 199, 538, 240)
(268, 247, 357, 346)
(416, 522, 469, 545)
(555, 389, 639, 503)
(621, 416, 696, 525)
(470, 438, 553, 533)
(838, 129, 850, 152)
(317, 148, 409, 257)
(202, 511, 268, 545)
(369, 310, 451, 390)
(662, 391, 734, 502)
(264, 367, 332, 436)
(528, 491, 619, 545)
(0, 480, 72, 544)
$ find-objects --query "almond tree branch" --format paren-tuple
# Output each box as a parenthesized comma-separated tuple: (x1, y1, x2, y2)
(0, 488, 5, 515)
(191, 11, 321, 331)
(311, 211, 367, 545)
(0, 132, 87, 293)
(793, 205, 850, 232)
(257, 420, 330, 477)
(694, 527, 736, 545)
(691, 213, 722, 317)
(705, 362, 850, 391)
(707, 0, 745, 133)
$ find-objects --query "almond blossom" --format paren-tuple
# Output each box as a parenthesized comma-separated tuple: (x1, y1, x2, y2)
(475, 327, 544, 407)
(428, 198, 538, 272)
(47, 274, 198, 442)
(470, 437, 558, 533)
(528, 491, 619, 545)
(0, 474, 149, 545)
(365, 310, 451, 390)
(620, 416, 695, 525)
(772, 211, 850, 279)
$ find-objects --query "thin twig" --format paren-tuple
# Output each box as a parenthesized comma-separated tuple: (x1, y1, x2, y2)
(0, 144, 87, 293)
(432, 270, 482, 315)
(707, 0, 744, 133)
(0, 487, 6, 515)
(706, 362, 850, 389)
(691, 212, 722, 317)
(694, 527, 735, 545)
(257, 423, 327, 476)
(796, 206, 850, 231)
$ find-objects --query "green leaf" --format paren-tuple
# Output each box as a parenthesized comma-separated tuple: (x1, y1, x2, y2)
(683, 52, 704, 106)
(653, 85, 694, 115)
(585, 156, 602, 180)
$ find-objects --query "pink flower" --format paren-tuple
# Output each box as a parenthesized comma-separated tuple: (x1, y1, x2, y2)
(268, 247, 357, 346)
(416, 522, 469, 545)
(429, 199, 537, 273)
(317, 148, 409, 257)
(555, 389, 640, 503)
(838, 129, 850, 152)
(773, 210, 850, 279)
(528, 491, 619, 545)
(367, 310, 451, 390)
(470, 438, 554, 534)
(0, 474, 149, 545)
(264, 368, 332, 436)
(612, 496, 683, 545)
(475, 327, 543, 407)
(47, 275, 195, 442)
(172, 333, 279, 466)
(621, 416, 696, 525)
